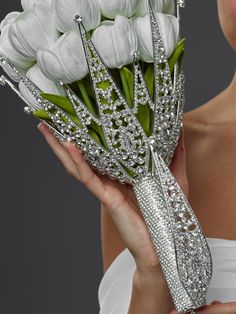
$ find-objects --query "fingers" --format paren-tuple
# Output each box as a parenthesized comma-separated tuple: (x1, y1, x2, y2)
(38, 123, 78, 177)
(38, 123, 108, 198)
(170, 302, 222, 314)
(62, 141, 109, 201)
(170, 129, 189, 196)
(196, 302, 236, 313)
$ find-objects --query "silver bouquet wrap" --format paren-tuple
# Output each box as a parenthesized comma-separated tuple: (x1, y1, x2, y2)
(0, 1, 212, 312)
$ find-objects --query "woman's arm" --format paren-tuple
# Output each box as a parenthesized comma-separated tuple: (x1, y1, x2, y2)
(101, 204, 126, 272)
(128, 268, 174, 314)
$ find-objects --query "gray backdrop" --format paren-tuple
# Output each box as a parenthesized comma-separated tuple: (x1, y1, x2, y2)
(0, 1, 235, 313)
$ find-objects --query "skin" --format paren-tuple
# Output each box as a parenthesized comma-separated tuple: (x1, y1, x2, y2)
(37, 1, 236, 313)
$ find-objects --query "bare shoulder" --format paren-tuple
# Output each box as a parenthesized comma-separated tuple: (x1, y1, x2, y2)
(183, 92, 225, 154)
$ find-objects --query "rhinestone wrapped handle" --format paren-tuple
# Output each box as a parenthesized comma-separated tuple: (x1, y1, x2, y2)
(133, 154, 212, 313)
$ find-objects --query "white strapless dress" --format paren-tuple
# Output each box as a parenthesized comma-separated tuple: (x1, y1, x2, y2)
(98, 238, 236, 313)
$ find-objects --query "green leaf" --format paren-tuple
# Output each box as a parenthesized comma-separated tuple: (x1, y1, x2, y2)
(119, 67, 134, 108)
(82, 78, 96, 100)
(68, 114, 83, 129)
(119, 162, 137, 177)
(35, 96, 83, 129)
(144, 64, 154, 100)
(136, 104, 153, 137)
(33, 109, 52, 122)
(87, 128, 102, 147)
(97, 80, 110, 90)
(168, 38, 186, 74)
(77, 80, 98, 116)
(41, 93, 76, 116)
(88, 120, 109, 150)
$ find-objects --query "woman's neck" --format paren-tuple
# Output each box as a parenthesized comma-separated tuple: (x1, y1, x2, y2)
(227, 70, 236, 101)
(209, 70, 236, 123)
(187, 71, 236, 125)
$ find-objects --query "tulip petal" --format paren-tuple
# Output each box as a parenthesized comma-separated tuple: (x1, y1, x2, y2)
(55, 0, 101, 33)
(135, 0, 175, 17)
(133, 12, 179, 62)
(98, 0, 138, 19)
(0, 11, 21, 31)
(37, 32, 88, 83)
(0, 24, 34, 74)
(21, 0, 54, 11)
(92, 16, 138, 68)
(9, 6, 59, 60)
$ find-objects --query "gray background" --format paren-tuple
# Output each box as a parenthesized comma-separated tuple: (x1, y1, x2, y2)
(0, 1, 235, 313)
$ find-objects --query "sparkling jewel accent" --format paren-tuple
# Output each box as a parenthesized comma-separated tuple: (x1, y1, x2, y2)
(74, 15, 83, 23)
(0, 1, 212, 312)
(0, 75, 6, 86)
(134, 154, 212, 313)
(177, 0, 185, 8)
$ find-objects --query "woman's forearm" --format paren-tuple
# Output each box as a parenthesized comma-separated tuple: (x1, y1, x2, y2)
(128, 268, 174, 314)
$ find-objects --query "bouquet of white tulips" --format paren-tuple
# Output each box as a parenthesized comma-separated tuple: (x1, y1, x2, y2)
(0, 1, 214, 313)
(0, 0, 182, 130)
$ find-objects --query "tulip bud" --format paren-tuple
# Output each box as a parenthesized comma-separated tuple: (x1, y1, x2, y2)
(54, 0, 101, 33)
(19, 64, 66, 110)
(9, 5, 60, 61)
(37, 32, 88, 84)
(133, 12, 179, 62)
(0, 12, 35, 82)
(21, 0, 54, 11)
(92, 16, 138, 68)
(0, 26, 35, 82)
(98, 0, 138, 19)
(135, 0, 175, 17)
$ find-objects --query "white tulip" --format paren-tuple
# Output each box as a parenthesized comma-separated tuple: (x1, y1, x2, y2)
(0, 11, 34, 66)
(19, 64, 66, 110)
(98, 0, 138, 19)
(21, 0, 54, 11)
(37, 32, 88, 84)
(0, 25, 35, 79)
(135, 0, 175, 17)
(0, 12, 35, 82)
(92, 16, 138, 68)
(54, 0, 101, 33)
(9, 5, 60, 61)
(133, 12, 179, 62)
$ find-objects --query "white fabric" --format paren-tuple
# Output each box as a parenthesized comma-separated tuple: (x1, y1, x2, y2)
(98, 238, 236, 313)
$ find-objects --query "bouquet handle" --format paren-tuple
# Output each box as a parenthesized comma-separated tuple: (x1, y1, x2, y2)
(133, 153, 212, 313)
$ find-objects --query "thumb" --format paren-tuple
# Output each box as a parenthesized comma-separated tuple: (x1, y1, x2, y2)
(170, 129, 189, 197)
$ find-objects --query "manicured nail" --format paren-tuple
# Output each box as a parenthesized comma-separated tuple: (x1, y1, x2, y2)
(210, 300, 222, 305)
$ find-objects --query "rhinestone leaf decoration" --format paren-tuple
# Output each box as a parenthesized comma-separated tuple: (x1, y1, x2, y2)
(156, 156, 212, 308)
(77, 21, 150, 179)
(0, 1, 212, 313)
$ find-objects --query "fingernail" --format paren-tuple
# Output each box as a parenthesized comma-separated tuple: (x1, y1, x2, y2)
(210, 300, 222, 305)
(37, 122, 42, 129)
(37, 122, 46, 131)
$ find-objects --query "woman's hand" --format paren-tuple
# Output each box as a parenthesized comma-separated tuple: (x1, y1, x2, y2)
(171, 301, 236, 314)
(38, 122, 188, 314)
(38, 122, 188, 272)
